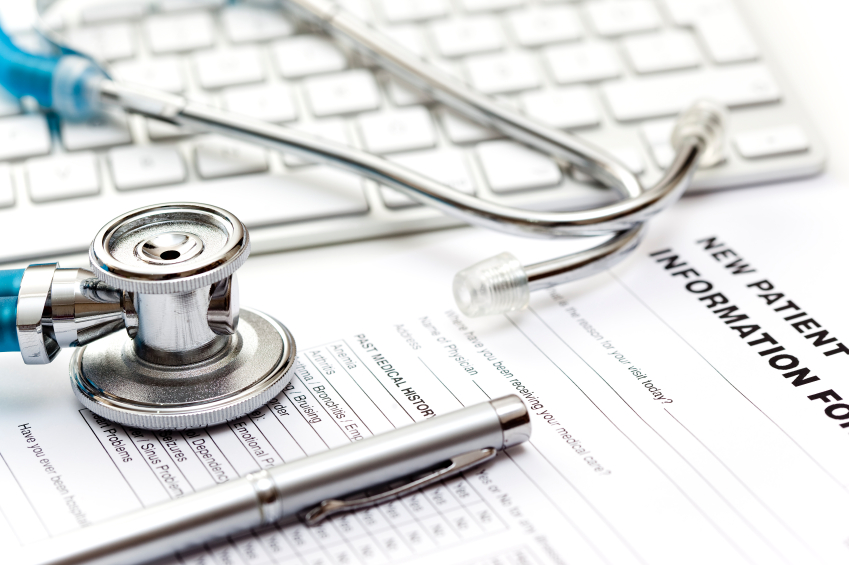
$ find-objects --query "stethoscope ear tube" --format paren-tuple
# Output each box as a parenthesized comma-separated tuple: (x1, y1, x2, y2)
(28, 0, 727, 318)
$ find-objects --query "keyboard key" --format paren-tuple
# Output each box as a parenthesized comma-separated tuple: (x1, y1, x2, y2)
(193, 46, 266, 89)
(158, 0, 225, 11)
(304, 70, 381, 117)
(338, 0, 373, 22)
(283, 119, 350, 167)
(379, 25, 427, 57)
(439, 110, 499, 144)
(385, 77, 432, 107)
(476, 140, 561, 193)
(195, 137, 268, 179)
(430, 16, 505, 58)
(640, 119, 675, 146)
(147, 119, 189, 141)
(734, 126, 809, 159)
(26, 153, 100, 203)
(460, 0, 524, 12)
(586, 0, 661, 37)
(381, 148, 475, 208)
(209, 168, 368, 224)
(0, 115, 51, 160)
(357, 106, 436, 154)
(64, 23, 136, 61)
(221, 84, 298, 123)
(0, 165, 14, 208)
(543, 42, 621, 84)
(506, 6, 584, 47)
(623, 31, 701, 74)
(520, 87, 599, 129)
(697, 12, 759, 64)
(380, 0, 448, 23)
(144, 11, 215, 54)
(0, 91, 20, 118)
(272, 35, 348, 79)
(81, 1, 148, 23)
(220, 4, 295, 43)
(602, 65, 781, 122)
(111, 57, 185, 93)
(661, 0, 734, 25)
(146, 94, 214, 140)
(465, 53, 540, 94)
(662, 0, 757, 63)
(61, 113, 132, 151)
(108, 146, 187, 190)
(610, 147, 645, 174)
(649, 143, 674, 169)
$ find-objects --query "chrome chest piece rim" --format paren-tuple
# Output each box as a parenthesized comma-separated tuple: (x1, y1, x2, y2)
(72, 202, 297, 429)
(89, 202, 250, 294)
(70, 309, 297, 430)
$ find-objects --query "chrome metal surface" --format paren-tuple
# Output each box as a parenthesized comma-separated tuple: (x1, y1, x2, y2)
(25, 396, 526, 565)
(491, 395, 532, 448)
(207, 275, 239, 336)
(121, 291, 138, 339)
(303, 447, 497, 526)
(89, 202, 250, 295)
(133, 289, 228, 365)
(95, 65, 719, 298)
(16, 263, 59, 365)
(70, 308, 296, 430)
(136, 232, 205, 265)
(245, 469, 281, 525)
(96, 74, 717, 240)
(49, 268, 124, 347)
(523, 137, 704, 290)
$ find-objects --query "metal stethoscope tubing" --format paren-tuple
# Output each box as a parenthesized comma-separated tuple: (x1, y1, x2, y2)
(34, 0, 726, 315)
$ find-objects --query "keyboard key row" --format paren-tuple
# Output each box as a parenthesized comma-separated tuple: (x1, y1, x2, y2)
(0, 119, 812, 208)
(0, 62, 786, 167)
(506, 6, 584, 47)
(661, 0, 759, 64)
(105, 26, 751, 111)
(68, 0, 762, 77)
(602, 64, 781, 122)
(380, 148, 475, 208)
(194, 46, 266, 90)
(357, 106, 436, 154)
(144, 11, 216, 54)
(0, 168, 370, 262)
(586, 0, 661, 37)
(220, 4, 296, 44)
(27, 153, 100, 203)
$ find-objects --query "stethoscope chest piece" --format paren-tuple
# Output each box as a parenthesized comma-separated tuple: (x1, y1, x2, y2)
(69, 203, 297, 430)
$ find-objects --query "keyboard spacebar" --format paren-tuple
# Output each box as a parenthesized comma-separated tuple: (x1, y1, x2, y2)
(0, 168, 368, 264)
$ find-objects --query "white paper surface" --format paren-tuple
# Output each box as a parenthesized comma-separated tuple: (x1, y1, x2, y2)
(2, 176, 849, 565)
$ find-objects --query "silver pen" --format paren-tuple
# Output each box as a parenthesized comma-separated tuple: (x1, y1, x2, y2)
(23, 395, 531, 565)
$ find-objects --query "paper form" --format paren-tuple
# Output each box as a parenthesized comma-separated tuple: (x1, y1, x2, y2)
(2, 176, 849, 565)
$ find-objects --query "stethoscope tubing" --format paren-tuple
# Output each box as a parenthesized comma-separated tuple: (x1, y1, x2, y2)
(38, 0, 717, 288)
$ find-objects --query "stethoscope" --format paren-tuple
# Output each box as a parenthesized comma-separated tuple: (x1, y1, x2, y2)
(0, 0, 726, 429)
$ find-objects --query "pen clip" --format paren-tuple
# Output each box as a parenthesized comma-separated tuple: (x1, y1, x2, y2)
(303, 447, 497, 526)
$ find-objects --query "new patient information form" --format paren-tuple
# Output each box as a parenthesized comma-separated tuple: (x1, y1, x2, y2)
(2, 177, 849, 565)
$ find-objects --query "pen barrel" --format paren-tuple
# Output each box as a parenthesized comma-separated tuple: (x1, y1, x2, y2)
(23, 396, 529, 565)
(264, 395, 519, 520)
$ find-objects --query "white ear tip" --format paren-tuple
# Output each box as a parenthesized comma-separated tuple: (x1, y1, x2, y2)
(453, 252, 530, 318)
(672, 99, 728, 168)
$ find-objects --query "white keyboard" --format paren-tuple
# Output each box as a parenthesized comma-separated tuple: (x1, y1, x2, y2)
(0, 0, 825, 263)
